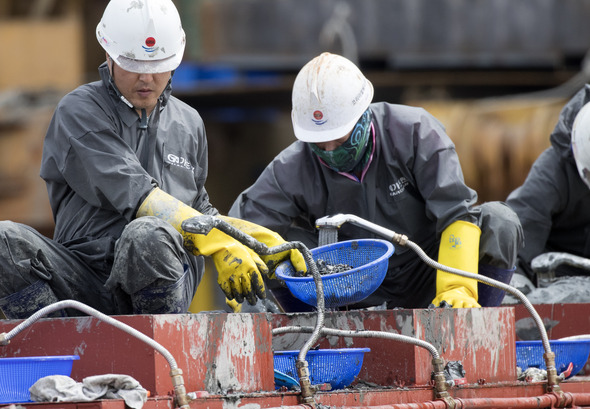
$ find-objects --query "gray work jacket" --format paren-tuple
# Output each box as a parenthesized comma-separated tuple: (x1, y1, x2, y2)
(40, 62, 216, 273)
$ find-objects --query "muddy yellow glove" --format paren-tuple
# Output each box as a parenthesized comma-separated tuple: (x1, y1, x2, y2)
(226, 298, 243, 313)
(431, 220, 481, 308)
(137, 188, 268, 305)
(219, 216, 308, 278)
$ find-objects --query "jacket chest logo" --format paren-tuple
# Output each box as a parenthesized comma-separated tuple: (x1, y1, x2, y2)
(389, 177, 409, 197)
(166, 153, 194, 171)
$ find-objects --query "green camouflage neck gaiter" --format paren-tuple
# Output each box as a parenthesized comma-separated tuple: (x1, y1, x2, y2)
(310, 108, 373, 173)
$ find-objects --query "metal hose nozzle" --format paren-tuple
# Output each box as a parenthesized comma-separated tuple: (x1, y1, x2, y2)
(316, 214, 408, 246)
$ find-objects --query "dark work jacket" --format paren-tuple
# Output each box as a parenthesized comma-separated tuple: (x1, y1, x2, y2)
(507, 85, 590, 282)
(40, 62, 217, 274)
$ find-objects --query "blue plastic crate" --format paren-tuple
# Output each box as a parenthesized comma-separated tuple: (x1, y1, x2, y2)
(275, 239, 394, 308)
(274, 348, 370, 389)
(0, 355, 79, 403)
(516, 340, 590, 378)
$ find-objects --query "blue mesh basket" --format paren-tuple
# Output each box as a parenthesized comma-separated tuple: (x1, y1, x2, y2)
(516, 340, 590, 378)
(0, 355, 79, 403)
(275, 239, 394, 308)
(274, 348, 370, 389)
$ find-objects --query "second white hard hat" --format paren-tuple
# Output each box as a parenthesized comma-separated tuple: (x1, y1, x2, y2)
(291, 52, 374, 143)
(96, 0, 186, 74)
(572, 101, 590, 189)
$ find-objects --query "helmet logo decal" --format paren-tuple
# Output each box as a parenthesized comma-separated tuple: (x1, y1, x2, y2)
(312, 110, 326, 125)
(142, 37, 158, 53)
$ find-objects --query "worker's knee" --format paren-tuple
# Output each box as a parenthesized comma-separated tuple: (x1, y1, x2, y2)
(0, 221, 22, 267)
(484, 202, 523, 240)
(0, 220, 20, 233)
(108, 217, 191, 296)
(119, 216, 182, 250)
(477, 201, 524, 268)
(0, 220, 33, 247)
(0, 221, 51, 292)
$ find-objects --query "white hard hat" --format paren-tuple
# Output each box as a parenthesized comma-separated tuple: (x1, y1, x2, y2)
(96, 0, 186, 74)
(291, 52, 374, 143)
(572, 102, 590, 189)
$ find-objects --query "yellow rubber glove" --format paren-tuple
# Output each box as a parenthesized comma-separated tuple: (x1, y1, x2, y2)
(137, 188, 268, 305)
(431, 220, 481, 308)
(226, 298, 242, 313)
(219, 216, 308, 278)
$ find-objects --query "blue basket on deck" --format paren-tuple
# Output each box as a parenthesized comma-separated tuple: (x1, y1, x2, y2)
(516, 340, 590, 378)
(275, 239, 394, 308)
(274, 348, 370, 389)
(0, 355, 79, 403)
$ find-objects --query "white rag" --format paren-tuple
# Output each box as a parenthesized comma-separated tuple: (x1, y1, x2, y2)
(29, 374, 148, 409)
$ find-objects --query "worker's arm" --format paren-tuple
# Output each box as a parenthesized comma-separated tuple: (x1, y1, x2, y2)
(137, 188, 268, 305)
(431, 220, 481, 308)
(217, 216, 308, 313)
(218, 216, 307, 276)
(137, 188, 306, 306)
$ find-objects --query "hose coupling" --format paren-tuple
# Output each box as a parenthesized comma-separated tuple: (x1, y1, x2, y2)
(432, 358, 448, 394)
(297, 359, 316, 405)
(543, 351, 563, 394)
(170, 368, 191, 408)
(393, 233, 408, 246)
(432, 358, 456, 409)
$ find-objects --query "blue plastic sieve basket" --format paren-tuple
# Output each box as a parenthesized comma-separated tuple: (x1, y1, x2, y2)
(0, 355, 79, 403)
(275, 239, 394, 308)
(516, 340, 590, 378)
(274, 348, 370, 389)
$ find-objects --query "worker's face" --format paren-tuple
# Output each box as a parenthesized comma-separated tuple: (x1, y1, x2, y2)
(109, 56, 171, 115)
(314, 132, 352, 152)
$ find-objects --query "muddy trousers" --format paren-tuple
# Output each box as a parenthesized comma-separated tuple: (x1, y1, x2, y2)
(0, 217, 203, 319)
(476, 202, 523, 307)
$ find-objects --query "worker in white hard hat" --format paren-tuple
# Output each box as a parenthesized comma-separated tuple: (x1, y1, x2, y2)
(0, 0, 305, 319)
(506, 90, 590, 296)
(230, 52, 524, 310)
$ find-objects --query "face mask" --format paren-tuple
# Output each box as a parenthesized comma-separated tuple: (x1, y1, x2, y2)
(310, 108, 373, 173)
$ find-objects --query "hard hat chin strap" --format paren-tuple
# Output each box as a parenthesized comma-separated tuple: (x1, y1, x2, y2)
(139, 109, 148, 129)
(106, 56, 135, 110)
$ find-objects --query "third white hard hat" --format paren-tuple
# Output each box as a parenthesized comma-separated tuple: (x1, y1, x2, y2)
(572, 101, 590, 189)
(291, 52, 374, 143)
